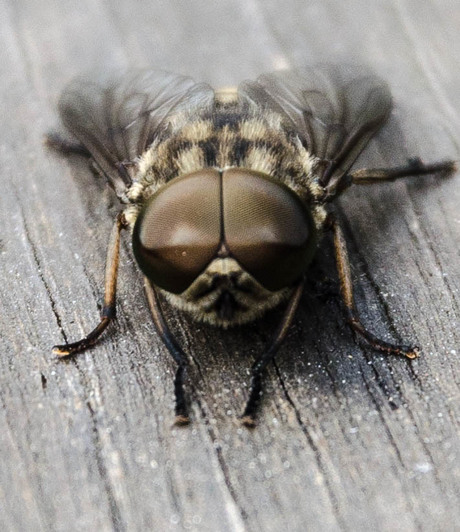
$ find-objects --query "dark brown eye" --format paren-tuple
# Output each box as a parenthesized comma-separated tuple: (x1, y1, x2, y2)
(222, 169, 316, 291)
(132, 169, 221, 293)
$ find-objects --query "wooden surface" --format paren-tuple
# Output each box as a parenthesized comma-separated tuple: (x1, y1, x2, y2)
(1, 1, 459, 531)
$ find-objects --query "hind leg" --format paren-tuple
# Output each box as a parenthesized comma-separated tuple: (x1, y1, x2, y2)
(45, 132, 91, 157)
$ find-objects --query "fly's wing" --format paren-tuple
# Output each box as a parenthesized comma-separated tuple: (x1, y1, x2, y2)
(239, 65, 392, 191)
(58, 70, 214, 197)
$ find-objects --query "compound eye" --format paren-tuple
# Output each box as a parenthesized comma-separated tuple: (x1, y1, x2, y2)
(222, 169, 316, 291)
(133, 169, 221, 294)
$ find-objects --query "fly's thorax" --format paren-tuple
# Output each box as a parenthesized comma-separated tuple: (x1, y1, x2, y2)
(125, 101, 326, 209)
(162, 257, 292, 327)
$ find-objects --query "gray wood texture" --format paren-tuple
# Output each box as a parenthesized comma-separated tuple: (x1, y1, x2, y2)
(1, 1, 459, 530)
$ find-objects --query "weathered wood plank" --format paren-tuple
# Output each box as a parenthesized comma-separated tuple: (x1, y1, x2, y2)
(0, 0, 459, 531)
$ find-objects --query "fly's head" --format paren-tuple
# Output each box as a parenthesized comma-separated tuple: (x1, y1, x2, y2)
(132, 168, 319, 326)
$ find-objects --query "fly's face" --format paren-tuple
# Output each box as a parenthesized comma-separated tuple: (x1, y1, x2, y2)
(164, 257, 291, 327)
(132, 167, 318, 326)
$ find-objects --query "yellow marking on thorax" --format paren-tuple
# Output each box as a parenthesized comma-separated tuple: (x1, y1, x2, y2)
(243, 146, 276, 176)
(175, 145, 206, 174)
(180, 119, 213, 141)
(239, 118, 271, 141)
(215, 87, 238, 104)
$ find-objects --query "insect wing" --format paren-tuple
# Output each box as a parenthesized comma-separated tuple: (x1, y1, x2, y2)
(58, 70, 214, 196)
(239, 65, 392, 190)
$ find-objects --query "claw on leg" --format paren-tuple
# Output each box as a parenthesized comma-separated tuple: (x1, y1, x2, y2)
(347, 315, 420, 359)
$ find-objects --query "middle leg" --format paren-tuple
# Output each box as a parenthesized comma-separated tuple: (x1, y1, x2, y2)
(350, 158, 456, 184)
(328, 213, 419, 359)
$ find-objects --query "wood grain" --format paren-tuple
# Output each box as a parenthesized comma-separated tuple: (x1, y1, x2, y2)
(0, 0, 459, 530)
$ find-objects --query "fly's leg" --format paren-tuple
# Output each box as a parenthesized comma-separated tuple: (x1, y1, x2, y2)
(326, 158, 456, 198)
(45, 132, 92, 157)
(144, 277, 305, 427)
(241, 280, 305, 428)
(45, 132, 104, 177)
(350, 158, 456, 184)
(53, 212, 128, 356)
(329, 213, 418, 359)
(47, 132, 135, 189)
(144, 280, 190, 426)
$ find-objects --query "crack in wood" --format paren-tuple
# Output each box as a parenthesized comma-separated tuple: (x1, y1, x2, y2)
(16, 196, 69, 345)
(85, 401, 126, 532)
(195, 400, 249, 529)
(272, 361, 346, 531)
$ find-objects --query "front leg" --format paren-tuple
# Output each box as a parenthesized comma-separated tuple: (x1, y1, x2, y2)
(144, 280, 191, 426)
(328, 213, 418, 359)
(53, 212, 128, 356)
(241, 279, 305, 427)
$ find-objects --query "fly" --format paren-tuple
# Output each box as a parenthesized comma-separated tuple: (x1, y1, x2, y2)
(47, 65, 456, 426)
